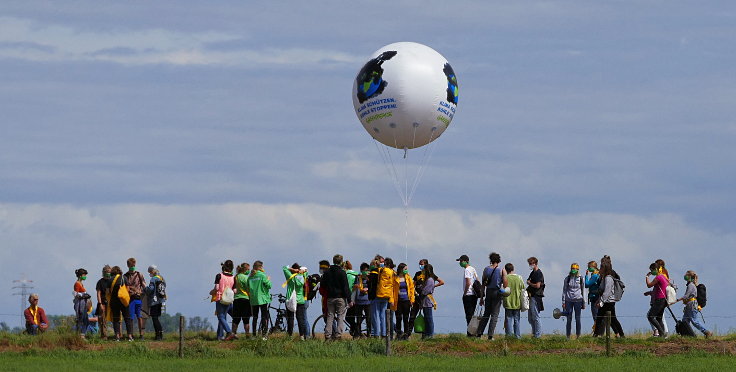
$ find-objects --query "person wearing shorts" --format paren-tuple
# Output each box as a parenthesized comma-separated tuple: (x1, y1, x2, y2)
(124, 257, 147, 340)
(232, 263, 252, 336)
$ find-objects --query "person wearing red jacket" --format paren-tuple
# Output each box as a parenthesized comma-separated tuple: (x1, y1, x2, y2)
(24, 294, 49, 335)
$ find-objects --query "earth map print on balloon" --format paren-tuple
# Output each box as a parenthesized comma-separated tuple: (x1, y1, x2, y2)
(356, 51, 397, 104)
(352, 42, 459, 150)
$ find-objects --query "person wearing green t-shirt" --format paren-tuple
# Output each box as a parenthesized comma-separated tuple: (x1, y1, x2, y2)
(232, 263, 252, 336)
(283, 263, 308, 339)
(503, 263, 525, 339)
(344, 260, 360, 336)
(248, 261, 272, 338)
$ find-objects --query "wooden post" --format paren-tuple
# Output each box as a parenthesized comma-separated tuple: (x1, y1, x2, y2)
(605, 311, 611, 357)
(178, 315, 184, 358)
(385, 309, 391, 356)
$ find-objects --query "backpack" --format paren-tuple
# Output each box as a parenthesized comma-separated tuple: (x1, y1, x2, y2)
(563, 276, 584, 300)
(696, 283, 707, 308)
(612, 277, 625, 302)
(220, 287, 234, 305)
(156, 280, 167, 300)
(306, 274, 321, 301)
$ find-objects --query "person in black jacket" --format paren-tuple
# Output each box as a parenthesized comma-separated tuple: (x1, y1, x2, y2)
(321, 254, 350, 340)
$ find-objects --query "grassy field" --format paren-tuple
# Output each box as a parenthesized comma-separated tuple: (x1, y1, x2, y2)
(1, 330, 734, 371)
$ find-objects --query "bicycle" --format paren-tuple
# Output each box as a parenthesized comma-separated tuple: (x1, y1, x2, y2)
(310, 305, 369, 339)
(267, 293, 288, 334)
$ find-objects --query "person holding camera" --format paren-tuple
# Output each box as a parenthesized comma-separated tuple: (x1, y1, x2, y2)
(283, 263, 308, 339)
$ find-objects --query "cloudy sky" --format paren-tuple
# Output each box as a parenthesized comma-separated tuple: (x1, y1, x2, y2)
(1, 2, 735, 334)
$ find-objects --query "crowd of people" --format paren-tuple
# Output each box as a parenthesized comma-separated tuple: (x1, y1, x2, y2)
(23, 257, 167, 341)
(459, 253, 711, 340)
(22, 253, 711, 341)
(210, 254, 445, 341)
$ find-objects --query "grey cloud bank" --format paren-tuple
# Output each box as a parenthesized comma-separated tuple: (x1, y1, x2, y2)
(0, 203, 734, 333)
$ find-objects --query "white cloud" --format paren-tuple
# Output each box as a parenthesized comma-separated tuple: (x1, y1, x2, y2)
(1, 202, 734, 333)
(0, 17, 360, 66)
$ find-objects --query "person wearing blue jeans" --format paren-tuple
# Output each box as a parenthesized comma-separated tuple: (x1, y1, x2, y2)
(505, 309, 521, 338)
(422, 307, 434, 338)
(216, 302, 233, 340)
(371, 298, 389, 336)
(526, 257, 545, 338)
(679, 271, 712, 338)
(528, 296, 542, 337)
(562, 263, 585, 339)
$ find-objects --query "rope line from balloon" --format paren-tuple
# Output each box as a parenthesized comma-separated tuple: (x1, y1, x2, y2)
(370, 125, 440, 262)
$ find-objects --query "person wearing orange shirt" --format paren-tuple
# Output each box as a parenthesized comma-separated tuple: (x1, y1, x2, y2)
(74, 268, 91, 338)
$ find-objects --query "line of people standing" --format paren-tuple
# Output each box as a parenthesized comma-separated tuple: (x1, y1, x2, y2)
(72, 258, 166, 341)
(211, 254, 446, 341)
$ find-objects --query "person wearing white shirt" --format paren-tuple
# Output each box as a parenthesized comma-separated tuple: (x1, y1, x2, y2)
(457, 254, 478, 337)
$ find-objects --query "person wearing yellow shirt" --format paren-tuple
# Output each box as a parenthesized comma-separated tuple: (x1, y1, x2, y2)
(372, 257, 396, 338)
(392, 263, 415, 340)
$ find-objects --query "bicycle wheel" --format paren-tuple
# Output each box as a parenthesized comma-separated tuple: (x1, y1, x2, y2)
(310, 314, 324, 339)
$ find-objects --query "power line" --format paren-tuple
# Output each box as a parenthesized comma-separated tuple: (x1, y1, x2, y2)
(11, 274, 34, 328)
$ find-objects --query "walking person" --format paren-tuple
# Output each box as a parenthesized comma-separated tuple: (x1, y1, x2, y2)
(646, 262, 669, 338)
(419, 264, 436, 339)
(212, 260, 236, 341)
(95, 265, 112, 339)
(248, 260, 272, 339)
(503, 263, 524, 339)
(678, 270, 712, 338)
(24, 294, 49, 335)
(73, 268, 91, 338)
(124, 258, 147, 340)
(562, 263, 585, 339)
(393, 263, 415, 340)
(477, 252, 507, 339)
(643, 286, 668, 336)
(354, 262, 372, 338)
(593, 257, 624, 337)
(107, 266, 133, 341)
(322, 254, 351, 340)
(145, 265, 166, 340)
(409, 258, 444, 334)
(232, 262, 252, 337)
(584, 261, 600, 334)
(283, 263, 308, 339)
(457, 254, 479, 337)
(526, 257, 545, 338)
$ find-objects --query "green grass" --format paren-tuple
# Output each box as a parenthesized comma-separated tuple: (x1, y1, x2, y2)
(1, 330, 734, 371)
(0, 352, 733, 371)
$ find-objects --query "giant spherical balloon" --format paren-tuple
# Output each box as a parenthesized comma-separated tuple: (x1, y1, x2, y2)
(352, 42, 458, 150)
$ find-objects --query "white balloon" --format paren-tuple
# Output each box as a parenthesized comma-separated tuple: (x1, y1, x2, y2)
(352, 42, 458, 150)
